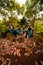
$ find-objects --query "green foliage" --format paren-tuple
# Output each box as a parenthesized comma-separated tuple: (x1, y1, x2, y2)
(0, 0, 43, 34)
(0, 17, 20, 32)
(0, 0, 25, 17)
(0, 0, 15, 10)
(40, 0, 43, 4)
(25, 0, 41, 17)
(0, 24, 8, 32)
(30, 0, 39, 6)
(34, 20, 43, 33)
(15, 2, 25, 15)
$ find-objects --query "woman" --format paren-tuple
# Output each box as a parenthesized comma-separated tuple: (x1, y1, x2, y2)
(26, 23, 32, 38)
(8, 24, 17, 36)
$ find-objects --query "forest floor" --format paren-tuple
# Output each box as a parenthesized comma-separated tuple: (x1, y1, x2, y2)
(0, 34, 43, 65)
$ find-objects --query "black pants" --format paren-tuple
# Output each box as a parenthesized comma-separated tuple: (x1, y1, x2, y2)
(1, 30, 9, 38)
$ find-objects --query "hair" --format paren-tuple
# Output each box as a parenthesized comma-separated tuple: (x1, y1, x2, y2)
(9, 24, 14, 29)
(18, 28, 21, 31)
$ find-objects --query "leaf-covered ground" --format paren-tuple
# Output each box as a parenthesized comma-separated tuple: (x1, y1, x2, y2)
(0, 35, 43, 65)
